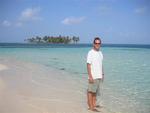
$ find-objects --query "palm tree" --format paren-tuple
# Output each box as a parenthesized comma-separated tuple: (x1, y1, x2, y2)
(72, 36, 76, 43)
(75, 36, 80, 43)
(35, 36, 42, 43)
(43, 36, 49, 43)
(72, 36, 80, 43)
(26, 37, 35, 43)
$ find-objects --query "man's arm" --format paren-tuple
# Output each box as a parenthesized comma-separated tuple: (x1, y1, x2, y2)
(87, 63, 94, 83)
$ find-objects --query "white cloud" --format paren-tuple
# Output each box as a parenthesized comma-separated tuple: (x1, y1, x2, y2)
(14, 7, 42, 27)
(134, 7, 147, 14)
(61, 17, 85, 25)
(2, 20, 11, 27)
(1, 7, 42, 28)
(19, 7, 42, 22)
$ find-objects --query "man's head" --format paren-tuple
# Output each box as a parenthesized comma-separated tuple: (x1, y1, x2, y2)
(93, 37, 101, 51)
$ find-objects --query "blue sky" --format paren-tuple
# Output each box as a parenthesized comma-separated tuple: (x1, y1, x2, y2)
(0, 0, 150, 44)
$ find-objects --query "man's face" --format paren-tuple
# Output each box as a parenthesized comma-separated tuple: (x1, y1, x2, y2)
(93, 39, 101, 51)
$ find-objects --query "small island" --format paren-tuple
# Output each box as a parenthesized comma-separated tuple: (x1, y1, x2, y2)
(25, 35, 80, 44)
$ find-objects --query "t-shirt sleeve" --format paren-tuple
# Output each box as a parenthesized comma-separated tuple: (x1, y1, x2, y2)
(87, 52, 92, 64)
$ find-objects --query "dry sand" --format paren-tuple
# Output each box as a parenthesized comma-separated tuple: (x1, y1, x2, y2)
(0, 64, 8, 71)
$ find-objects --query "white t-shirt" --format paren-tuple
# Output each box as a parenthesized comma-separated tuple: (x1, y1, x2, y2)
(87, 49, 103, 79)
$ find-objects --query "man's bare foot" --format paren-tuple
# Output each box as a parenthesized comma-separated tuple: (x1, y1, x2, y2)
(88, 108, 100, 112)
(91, 108, 100, 112)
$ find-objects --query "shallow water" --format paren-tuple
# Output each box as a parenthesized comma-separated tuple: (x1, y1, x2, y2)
(0, 44, 150, 113)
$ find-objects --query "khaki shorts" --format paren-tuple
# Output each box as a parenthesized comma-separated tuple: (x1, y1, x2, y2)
(88, 79, 100, 93)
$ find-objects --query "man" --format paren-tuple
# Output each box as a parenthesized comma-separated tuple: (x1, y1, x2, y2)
(87, 37, 104, 112)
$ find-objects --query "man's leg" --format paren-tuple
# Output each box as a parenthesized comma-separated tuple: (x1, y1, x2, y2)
(87, 79, 100, 112)
(96, 79, 103, 107)
(87, 92, 94, 110)
(93, 93, 96, 107)
(91, 93, 100, 112)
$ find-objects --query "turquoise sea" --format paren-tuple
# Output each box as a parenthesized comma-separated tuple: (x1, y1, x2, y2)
(0, 43, 150, 113)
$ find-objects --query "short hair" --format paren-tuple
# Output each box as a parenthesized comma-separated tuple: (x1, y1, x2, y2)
(93, 37, 101, 44)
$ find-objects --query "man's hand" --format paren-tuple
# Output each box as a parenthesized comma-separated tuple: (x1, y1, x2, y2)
(89, 76, 94, 83)
(87, 63, 94, 83)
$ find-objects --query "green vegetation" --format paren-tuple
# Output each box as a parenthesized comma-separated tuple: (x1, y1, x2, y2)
(25, 35, 80, 44)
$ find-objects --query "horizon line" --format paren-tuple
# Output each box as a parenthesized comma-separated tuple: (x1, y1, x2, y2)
(0, 42, 150, 45)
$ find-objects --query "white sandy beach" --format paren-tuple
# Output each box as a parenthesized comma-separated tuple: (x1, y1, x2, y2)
(0, 64, 8, 71)
(0, 57, 111, 113)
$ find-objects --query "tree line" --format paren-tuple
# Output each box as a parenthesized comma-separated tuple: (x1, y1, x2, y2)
(25, 35, 80, 44)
